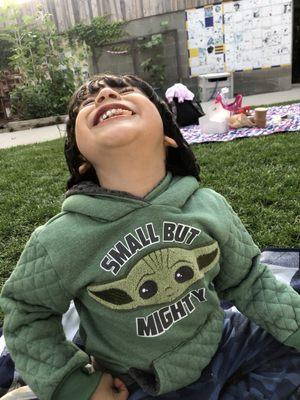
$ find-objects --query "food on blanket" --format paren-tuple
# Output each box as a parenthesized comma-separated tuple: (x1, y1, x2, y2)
(228, 113, 255, 129)
(254, 107, 268, 128)
(271, 115, 282, 124)
(235, 106, 251, 115)
(281, 113, 294, 120)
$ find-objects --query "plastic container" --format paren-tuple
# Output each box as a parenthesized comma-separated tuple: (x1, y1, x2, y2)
(198, 103, 230, 135)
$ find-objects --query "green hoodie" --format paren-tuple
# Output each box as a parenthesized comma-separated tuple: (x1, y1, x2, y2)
(1, 173, 300, 400)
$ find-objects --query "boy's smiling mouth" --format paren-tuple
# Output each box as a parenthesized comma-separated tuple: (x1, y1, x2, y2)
(93, 103, 136, 126)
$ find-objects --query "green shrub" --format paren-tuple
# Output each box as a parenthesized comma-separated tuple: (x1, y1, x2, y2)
(10, 70, 74, 119)
(1, 6, 76, 120)
(67, 16, 125, 50)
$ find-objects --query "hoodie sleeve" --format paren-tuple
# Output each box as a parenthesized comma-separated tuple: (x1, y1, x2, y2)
(0, 231, 101, 400)
(212, 193, 300, 350)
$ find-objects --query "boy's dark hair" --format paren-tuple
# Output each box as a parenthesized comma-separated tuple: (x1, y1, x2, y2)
(64, 74, 200, 189)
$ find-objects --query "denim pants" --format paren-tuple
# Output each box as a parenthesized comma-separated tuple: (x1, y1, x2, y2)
(128, 310, 300, 400)
(2, 311, 300, 400)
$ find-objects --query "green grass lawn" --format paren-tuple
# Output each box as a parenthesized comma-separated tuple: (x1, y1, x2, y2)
(0, 132, 300, 321)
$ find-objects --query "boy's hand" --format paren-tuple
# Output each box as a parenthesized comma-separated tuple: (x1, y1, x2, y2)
(90, 373, 129, 400)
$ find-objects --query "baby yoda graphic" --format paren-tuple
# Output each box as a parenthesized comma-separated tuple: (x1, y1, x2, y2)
(88, 241, 219, 310)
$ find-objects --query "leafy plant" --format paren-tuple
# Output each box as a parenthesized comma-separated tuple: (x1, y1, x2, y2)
(10, 70, 75, 119)
(140, 33, 163, 49)
(139, 34, 166, 88)
(0, 3, 75, 119)
(0, 37, 13, 70)
(140, 58, 165, 87)
(67, 16, 125, 52)
(160, 20, 169, 29)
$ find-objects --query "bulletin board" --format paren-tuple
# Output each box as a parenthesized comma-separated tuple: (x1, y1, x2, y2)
(185, 0, 293, 76)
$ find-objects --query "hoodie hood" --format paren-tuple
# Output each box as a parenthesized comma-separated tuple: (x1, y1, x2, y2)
(62, 173, 199, 222)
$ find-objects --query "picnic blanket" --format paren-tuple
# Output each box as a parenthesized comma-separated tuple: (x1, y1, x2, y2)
(180, 103, 300, 144)
(0, 248, 299, 398)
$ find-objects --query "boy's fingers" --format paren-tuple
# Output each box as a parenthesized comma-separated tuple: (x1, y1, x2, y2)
(114, 377, 129, 398)
(100, 372, 114, 388)
(114, 377, 127, 390)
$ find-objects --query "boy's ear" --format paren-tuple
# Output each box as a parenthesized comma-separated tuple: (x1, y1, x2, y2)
(164, 136, 178, 148)
(79, 161, 92, 175)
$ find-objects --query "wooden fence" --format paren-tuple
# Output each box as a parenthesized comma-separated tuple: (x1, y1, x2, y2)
(1, 0, 219, 32)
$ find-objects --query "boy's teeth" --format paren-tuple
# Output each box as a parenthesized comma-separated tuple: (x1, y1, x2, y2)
(99, 108, 133, 122)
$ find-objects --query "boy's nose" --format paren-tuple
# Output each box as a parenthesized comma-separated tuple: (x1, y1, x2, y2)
(95, 87, 121, 104)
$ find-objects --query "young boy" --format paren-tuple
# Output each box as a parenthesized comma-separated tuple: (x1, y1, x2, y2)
(1, 74, 300, 400)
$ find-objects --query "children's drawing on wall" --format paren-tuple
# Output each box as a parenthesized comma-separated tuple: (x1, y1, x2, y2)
(186, 5, 225, 76)
(233, 3, 240, 12)
(270, 28, 282, 46)
(214, 4, 223, 26)
(223, 0, 292, 70)
(224, 12, 233, 24)
(283, 3, 292, 13)
(205, 6, 213, 18)
(215, 5, 222, 14)
(253, 9, 260, 18)
(199, 48, 206, 64)
(186, 0, 292, 76)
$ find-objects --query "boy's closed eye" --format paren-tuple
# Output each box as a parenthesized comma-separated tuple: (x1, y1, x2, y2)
(81, 98, 95, 107)
(118, 86, 135, 94)
(81, 86, 136, 108)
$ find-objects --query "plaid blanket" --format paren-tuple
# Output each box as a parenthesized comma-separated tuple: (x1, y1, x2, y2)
(181, 103, 300, 144)
(1, 248, 299, 398)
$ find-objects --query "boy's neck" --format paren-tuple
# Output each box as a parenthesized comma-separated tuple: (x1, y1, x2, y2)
(95, 157, 167, 199)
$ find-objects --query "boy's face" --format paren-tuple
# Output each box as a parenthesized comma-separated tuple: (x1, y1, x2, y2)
(75, 82, 165, 167)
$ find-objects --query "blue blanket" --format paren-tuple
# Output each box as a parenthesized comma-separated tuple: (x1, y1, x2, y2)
(1, 248, 299, 398)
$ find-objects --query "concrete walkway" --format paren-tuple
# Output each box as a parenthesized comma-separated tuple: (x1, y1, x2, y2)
(1, 86, 300, 149)
(0, 124, 66, 149)
(201, 84, 300, 113)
